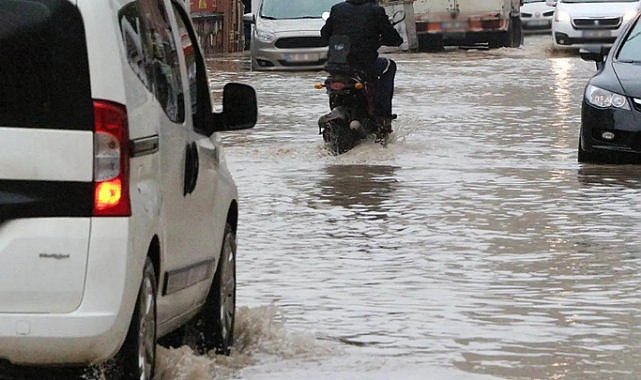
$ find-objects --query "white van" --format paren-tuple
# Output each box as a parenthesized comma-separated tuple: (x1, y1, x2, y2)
(550, 0, 641, 49)
(0, 0, 257, 378)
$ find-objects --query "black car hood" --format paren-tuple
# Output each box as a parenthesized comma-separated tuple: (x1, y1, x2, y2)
(613, 62, 641, 99)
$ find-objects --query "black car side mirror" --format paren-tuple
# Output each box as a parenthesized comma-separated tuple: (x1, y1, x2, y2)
(580, 45, 610, 70)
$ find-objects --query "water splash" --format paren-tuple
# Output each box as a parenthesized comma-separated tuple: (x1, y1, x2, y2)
(155, 306, 333, 379)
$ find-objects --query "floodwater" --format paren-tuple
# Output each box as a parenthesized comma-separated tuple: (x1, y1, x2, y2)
(157, 34, 641, 379)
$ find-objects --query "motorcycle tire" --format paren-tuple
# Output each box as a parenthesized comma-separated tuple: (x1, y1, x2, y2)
(322, 120, 357, 155)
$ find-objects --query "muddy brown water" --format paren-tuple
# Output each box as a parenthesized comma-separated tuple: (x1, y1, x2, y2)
(154, 35, 641, 379)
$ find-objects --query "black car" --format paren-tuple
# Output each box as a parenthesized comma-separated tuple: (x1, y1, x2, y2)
(578, 11, 641, 164)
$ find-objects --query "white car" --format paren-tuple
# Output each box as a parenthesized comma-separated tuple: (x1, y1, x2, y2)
(245, 0, 343, 71)
(0, 0, 256, 378)
(521, 0, 556, 32)
(550, 0, 641, 49)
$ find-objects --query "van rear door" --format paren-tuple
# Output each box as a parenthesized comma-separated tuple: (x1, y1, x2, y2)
(0, 0, 94, 313)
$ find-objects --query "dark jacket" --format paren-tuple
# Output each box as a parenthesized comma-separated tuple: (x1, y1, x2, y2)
(320, 0, 403, 69)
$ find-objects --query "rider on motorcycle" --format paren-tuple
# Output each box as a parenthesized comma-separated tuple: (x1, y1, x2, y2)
(320, 0, 403, 129)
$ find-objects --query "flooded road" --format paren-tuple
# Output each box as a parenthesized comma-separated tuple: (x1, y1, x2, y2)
(158, 34, 641, 379)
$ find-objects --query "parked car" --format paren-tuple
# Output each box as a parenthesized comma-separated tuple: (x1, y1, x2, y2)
(521, 0, 555, 32)
(244, 0, 343, 70)
(0, 0, 256, 378)
(549, 0, 641, 49)
(578, 10, 641, 163)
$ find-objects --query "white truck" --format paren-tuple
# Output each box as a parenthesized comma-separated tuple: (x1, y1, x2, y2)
(412, 0, 523, 49)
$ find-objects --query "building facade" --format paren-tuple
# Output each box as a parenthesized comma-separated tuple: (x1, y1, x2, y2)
(190, 0, 245, 54)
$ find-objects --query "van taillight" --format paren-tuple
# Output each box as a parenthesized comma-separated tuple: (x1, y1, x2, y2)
(93, 100, 130, 216)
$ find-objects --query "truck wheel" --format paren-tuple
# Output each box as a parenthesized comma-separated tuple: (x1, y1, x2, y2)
(108, 258, 157, 380)
(418, 34, 443, 51)
(500, 20, 514, 48)
(511, 17, 523, 47)
(188, 224, 237, 355)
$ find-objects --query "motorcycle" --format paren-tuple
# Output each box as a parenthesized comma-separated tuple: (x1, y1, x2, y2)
(315, 10, 405, 155)
(315, 64, 394, 155)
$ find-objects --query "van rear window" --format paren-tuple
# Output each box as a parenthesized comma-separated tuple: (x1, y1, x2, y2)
(0, 0, 92, 130)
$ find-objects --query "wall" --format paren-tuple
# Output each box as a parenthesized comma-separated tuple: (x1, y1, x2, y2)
(190, 0, 245, 54)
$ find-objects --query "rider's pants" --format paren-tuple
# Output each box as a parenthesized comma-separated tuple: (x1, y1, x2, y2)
(372, 57, 397, 118)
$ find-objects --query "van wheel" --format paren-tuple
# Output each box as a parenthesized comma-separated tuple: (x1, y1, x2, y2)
(190, 224, 236, 356)
(108, 258, 157, 380)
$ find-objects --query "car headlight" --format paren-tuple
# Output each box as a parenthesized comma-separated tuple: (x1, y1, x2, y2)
(256, 30, 276, 43)
(585, 85, 631, 110)
(555, 10, 570, 22)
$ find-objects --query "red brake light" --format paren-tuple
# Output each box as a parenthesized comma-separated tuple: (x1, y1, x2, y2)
(329, 81, 347, 91)
(93, 100, 130, 216)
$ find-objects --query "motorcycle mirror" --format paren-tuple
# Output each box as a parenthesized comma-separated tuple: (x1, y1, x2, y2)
(390, 10, 405, 26)
(322, 11, 330, 21)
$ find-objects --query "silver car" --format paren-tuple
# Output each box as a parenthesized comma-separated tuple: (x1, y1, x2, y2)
(521, 0, 555, 32)
(245, 0, 343, 71)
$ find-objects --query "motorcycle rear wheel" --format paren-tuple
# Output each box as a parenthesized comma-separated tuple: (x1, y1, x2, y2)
(322, 120, 357, 155)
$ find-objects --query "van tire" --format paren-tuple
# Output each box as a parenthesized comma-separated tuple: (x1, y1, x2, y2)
(108, 258, 157, 380)
(190, 224, 237, 356)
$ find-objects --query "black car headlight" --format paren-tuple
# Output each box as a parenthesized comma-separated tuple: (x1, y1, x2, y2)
(585, 85, 631, 110)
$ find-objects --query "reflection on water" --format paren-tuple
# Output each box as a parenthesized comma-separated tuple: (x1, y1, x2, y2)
(577, 165, 641, 189)
(317, 165, 399, 215)
(157, 35, 641, 379)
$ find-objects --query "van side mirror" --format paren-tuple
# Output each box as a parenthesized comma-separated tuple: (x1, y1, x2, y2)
(390, 10, 406, 26)
(580, 45, 609, 70)
(218, 83, 257, 131)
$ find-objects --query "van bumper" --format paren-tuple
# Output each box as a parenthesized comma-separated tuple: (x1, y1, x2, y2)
(0, 218, 141, 365)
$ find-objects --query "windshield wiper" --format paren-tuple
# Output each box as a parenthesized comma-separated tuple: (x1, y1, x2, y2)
(260, 15, 277, 19)
(618, 58, 641, 63)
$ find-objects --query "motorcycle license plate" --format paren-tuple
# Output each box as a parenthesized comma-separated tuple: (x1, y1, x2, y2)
(284, 53, 319, 62)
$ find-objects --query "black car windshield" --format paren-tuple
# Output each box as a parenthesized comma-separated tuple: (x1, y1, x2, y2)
(260, 0, 342, 19)
(618, 18, 641, 61)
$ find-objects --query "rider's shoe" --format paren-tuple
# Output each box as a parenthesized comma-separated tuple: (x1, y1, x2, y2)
(375, 115, 393, 133)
